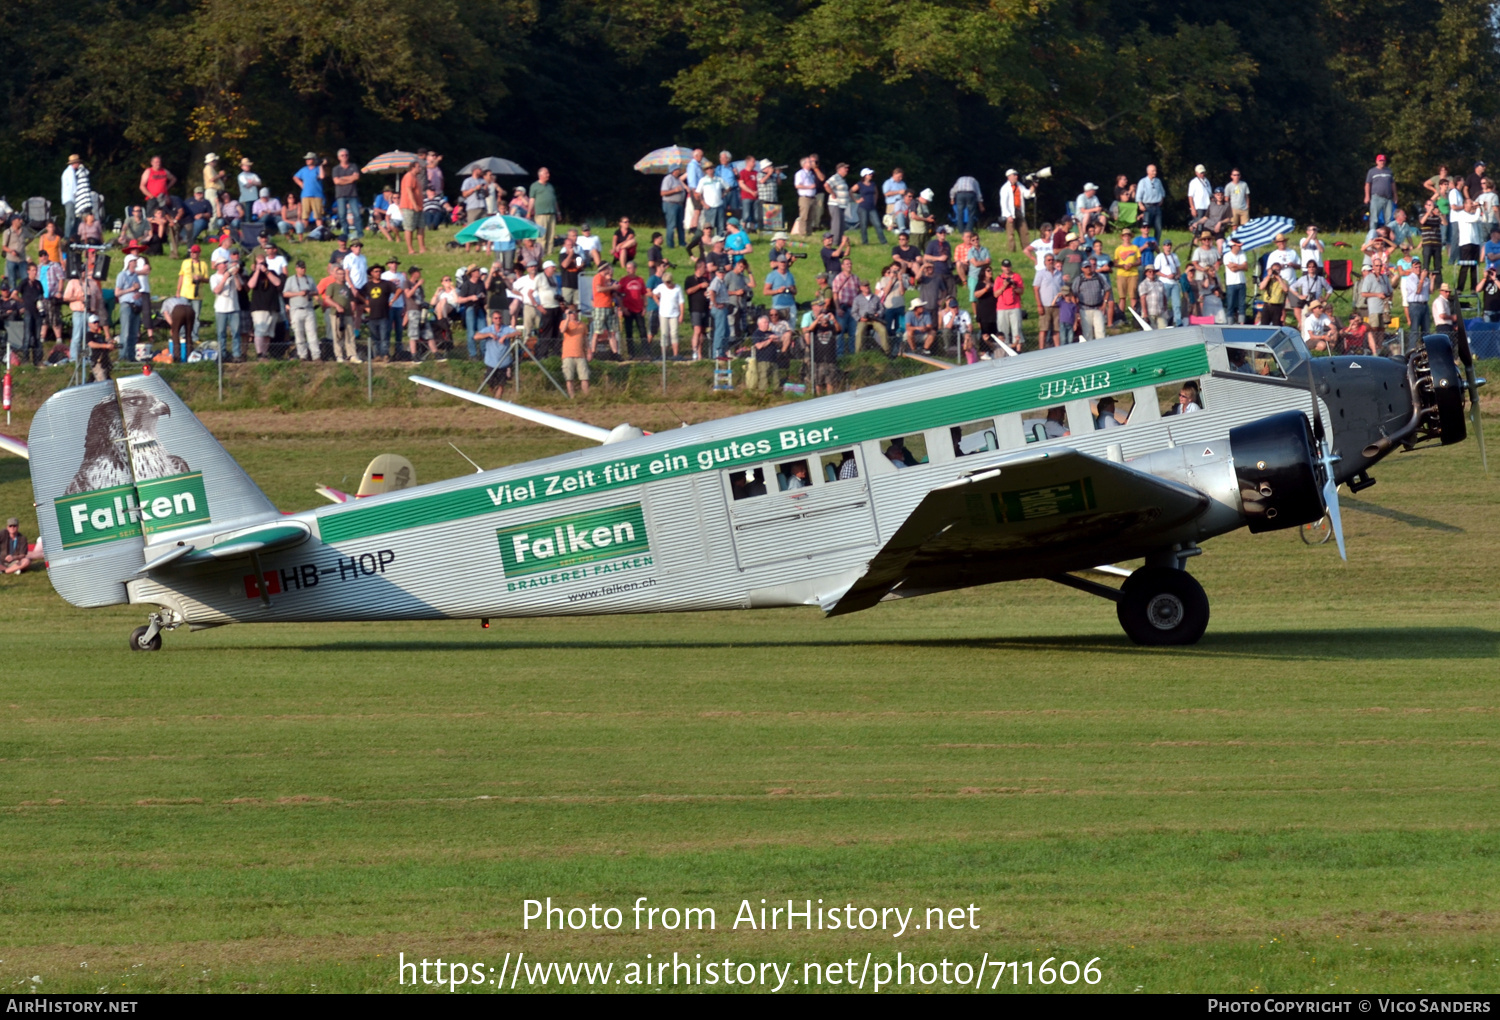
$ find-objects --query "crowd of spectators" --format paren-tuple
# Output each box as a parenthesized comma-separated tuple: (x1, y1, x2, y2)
(4, 148, 1497, 389)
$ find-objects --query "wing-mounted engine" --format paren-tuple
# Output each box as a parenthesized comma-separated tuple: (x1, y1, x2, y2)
(1227, 411, 1325, 533)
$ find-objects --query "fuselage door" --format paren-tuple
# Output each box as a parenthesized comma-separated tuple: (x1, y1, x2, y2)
(721, 448, 880, 570)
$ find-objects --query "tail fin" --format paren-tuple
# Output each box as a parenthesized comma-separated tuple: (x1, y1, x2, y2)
(28, 373, 279, 607)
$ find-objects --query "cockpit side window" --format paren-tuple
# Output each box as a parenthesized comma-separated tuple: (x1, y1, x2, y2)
(1267, 328, 1310, 379)
(950, 419, 999, 457)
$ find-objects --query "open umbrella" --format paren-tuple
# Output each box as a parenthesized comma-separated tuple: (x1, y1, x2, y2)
(454, 214, 541, 245)
(459, 157, 527, 176)
(1230, 215, 1296, 250)
(362, 151, 420, 174)
(634, 145, 695, 174)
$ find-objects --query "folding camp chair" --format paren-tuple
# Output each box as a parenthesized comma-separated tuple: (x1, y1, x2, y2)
(1325, 259, 1354, 316)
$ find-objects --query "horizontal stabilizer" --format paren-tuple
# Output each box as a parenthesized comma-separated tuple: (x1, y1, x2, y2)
(143, 521, 311, 572)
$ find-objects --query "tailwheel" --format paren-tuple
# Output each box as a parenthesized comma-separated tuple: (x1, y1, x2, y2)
(1299, 512, 1334, 545)
(1116, 567, 1210, 646)
(129, 625, 162, 652)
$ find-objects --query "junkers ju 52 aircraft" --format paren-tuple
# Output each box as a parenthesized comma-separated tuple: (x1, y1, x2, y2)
(20, 324, 1483, 650)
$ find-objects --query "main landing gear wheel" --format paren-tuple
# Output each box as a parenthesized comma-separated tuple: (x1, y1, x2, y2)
(129, 625, 162, 652)
(1116, 567, 1210, 646)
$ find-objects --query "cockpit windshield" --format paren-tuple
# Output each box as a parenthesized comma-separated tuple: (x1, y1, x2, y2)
(1267, 328, 1310, 379)
(1225, 328, 1310, 380)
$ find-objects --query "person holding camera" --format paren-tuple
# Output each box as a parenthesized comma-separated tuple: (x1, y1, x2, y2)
(804, 299, 841, 394)
(1480, 264, 1500, 323)
(850, 279, 886, 352)
(763, 257, 798, 317)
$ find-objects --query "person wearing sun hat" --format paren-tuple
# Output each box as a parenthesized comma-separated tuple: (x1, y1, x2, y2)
(854, 167, 887, 244)
(1074, 181, 1103, 235)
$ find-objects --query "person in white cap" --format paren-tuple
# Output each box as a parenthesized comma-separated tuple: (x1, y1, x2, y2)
(756, 158, 784, 229)
(853, 167, 886, 244)
(1074, 182, 1102, 235)
(948, 173, 983, 233)
(202, 153, 226, 221)
(1187, 163, 1213, 226)
(237, 157, 261, 206)
(998, 169, 1033, 252)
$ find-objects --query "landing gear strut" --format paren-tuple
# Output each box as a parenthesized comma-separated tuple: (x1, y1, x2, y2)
(1115, 567, 1210, 646)
(128, 610, 179, 652)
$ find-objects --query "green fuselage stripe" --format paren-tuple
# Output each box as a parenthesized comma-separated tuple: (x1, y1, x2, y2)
(318, 344, 1210, 544)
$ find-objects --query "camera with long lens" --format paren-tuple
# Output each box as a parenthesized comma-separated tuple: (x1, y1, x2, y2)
(1022, 166, 1053, 187)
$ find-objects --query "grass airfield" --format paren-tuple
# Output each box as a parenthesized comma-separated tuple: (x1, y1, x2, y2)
(0, 377, 1498, 994)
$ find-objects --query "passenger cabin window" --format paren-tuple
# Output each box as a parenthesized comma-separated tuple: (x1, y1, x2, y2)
(821, 449, 859, 482)
(1091, 392, 1135, 431)
(1159, 380, 1204, 417)
(950, 419, 999, 457)
(878, 434, 928, 469)
(777, 459, 813, 491)
(730, 466, 770, 500)
(1021, 406, 1070, 443)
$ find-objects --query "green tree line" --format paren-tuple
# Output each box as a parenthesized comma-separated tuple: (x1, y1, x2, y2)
(1, 0, 1496, 227)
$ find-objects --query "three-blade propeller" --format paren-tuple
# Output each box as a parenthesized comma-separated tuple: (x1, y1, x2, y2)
(1455, 331, 1489, 474)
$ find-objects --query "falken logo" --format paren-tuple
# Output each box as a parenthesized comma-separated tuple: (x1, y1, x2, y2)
(1037, 371, 1111, 401)
(497, 503, 651, 578)
(53, 472, 212, 550)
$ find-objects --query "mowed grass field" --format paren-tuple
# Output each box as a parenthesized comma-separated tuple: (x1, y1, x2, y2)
(0, 387, 1497, 994)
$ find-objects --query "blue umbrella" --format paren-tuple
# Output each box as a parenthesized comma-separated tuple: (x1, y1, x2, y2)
(1230, 215, 1296, 250)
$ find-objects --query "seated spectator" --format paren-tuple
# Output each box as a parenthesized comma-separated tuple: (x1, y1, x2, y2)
(278, 194, 305, 239)
(904, 298, 935, 353)
(219, 196, 244, 231)
(118, 206, 150, 253)
(2, 517, 31, 575)
(1195, 190, 1232, 237)
(424, 189, 451, 231)
(1301, 300, 1336, 351)
(76, 212, 103, 245)
(252, 188, 281, 224)
(372, 187, 397, 240)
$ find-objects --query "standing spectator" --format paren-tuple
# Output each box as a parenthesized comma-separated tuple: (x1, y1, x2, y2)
(1112, 228, 1141, 321)
(830, 256, 860, 353)
(684, 148, 706, 234)
(1256, 260, 1288, 326)
(61, 154, 91, 239)
(1402, 259, 1432, 336)
(1186, 164, 1213, 228)
(853, 168, 886, 245)
(1452, 197, 1484, 292)
(1075, 261, 1112, 340)
(744, 313, 783, 390)
(1462, 160, 1486, 202)
(993, 258, 1024, 349)
(284, 259, 319, 360)
(1074, 182, 1103, 235)
(1139, 264, 1168, 328)
(617, 260, 648, 357)
(529, 167, 558, 252)
(1225, 168, 1250, 228)
(653, 270, 683, 358)
(1364, 154, 1397, 239)
(139, 155, 176, 217)
(114, 254, 147, 362)
(3, 217, 25, 289)
(360, 264, 394, 361)
(686, 260, 711, 360)
(589, 262, 619, 356)
(245, 249, 284, 359)
(210, 253, 244, 361)
(202, 153, 226, 221)
(1223, 238, 1249, 324)
(332, 149, 362, 239)
(425, 151, 445, 206)
(342, 239, 369, 291)
(794, 157, 823, 236)
(737, 156, 761, 232)
(456, 264, 488, 356)
(1135, 164, 1166, 241)
(293, 153, 326, 225)
(1033, 253, 1064, 347)
(237, 158, 262, 206)
(661, 166, 688, 247)
(712, 151, 739, 219)
(924, 226, 954, 302)
(1266, 233, 1299, 283)
(707, 262, 731, 358)
(961, 229, 991, 307)
(320, 265, 360, 363)
(825, 162, 853, 247)
(998, 169, 1033, 252)
(400, 159, 425, 255)
(176, 244, 209, 342)
(763, 256, 798, 317)
(1356, 261, 1392, 352)
(559, 304, 590, 396)
(949, 173, 983, 232)
(757, 160, 784, 230)
(696, 169, 727, 236)
(17, 263, 44, 366)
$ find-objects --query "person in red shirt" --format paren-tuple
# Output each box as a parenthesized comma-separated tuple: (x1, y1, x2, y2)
(738, 156, 761, 232)
(617, 260, 648, 358)
(994, 258, 1025, 352)
(139, 155, 177, 218)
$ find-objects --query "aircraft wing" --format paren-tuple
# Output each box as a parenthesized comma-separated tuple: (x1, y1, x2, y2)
(827, 449, 1211, 616)
(0, 433, 27, 459)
